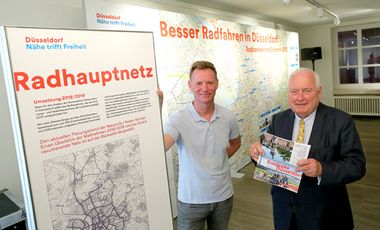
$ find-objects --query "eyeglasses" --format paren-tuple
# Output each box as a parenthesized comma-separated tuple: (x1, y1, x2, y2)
(289, 88, 314, 95)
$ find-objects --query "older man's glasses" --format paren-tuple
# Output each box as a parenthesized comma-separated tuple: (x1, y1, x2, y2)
(289, 88, 314, 96)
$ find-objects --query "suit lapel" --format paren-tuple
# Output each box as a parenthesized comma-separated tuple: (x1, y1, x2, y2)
(281, 109, 295, 141)
(308, 103, 327, 153)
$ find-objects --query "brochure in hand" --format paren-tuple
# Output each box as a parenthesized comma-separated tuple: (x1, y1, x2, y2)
(253, 132, 311, 193)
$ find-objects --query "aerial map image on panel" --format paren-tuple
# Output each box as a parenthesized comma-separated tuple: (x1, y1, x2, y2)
(43, 135, 149, 229)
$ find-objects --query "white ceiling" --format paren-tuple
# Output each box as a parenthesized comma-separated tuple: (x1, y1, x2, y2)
(172, 0, 380, 28)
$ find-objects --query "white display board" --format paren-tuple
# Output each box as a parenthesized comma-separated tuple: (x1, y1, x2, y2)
(0, 26, 173, 230)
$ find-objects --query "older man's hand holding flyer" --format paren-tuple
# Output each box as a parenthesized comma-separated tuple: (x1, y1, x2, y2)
(253, 132, 310, 193)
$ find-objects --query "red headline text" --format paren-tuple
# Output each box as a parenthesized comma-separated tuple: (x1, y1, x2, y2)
(14, 66, 154, 91)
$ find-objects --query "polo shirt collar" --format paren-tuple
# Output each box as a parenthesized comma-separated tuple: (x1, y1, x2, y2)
(188, 103, 220, 122)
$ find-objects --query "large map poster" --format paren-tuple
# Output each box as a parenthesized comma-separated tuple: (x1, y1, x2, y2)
(0, 27, 172, 230)
(84, 0, 299, 177)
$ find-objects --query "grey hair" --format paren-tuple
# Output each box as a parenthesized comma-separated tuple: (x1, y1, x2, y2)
(289, 68, 321, 88)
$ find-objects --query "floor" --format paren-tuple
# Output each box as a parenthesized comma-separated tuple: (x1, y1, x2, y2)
(229, 116, 380, 230)
(173, 116, 380, 230)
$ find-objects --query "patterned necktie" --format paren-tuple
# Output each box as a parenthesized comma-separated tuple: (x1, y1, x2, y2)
(296, 119, 305, 143)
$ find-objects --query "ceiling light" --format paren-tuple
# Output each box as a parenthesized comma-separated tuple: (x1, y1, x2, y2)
(334, 17, 341, 25)
(282, 0, 294, 5)
(305, 0, 340, 25)
(317, 8, 324, 17)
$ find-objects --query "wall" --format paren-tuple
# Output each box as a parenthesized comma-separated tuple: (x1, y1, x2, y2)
(298, 16, 380, 107)
(299, 25, 334, 106)
(0, 0, 84, 202)
(0, 0, 279, 204)
(4, 0, 377, 206)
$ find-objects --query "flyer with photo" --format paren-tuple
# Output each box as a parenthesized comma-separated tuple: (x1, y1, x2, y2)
(253, 132, 310, 193)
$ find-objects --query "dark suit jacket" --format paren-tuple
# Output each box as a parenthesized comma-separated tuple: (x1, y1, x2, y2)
(267, 103, 366, 230)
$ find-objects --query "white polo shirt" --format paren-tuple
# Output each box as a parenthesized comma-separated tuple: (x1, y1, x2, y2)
(164, 103, 240, 204)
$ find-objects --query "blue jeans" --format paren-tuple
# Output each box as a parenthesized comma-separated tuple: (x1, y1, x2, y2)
(177, 196, 233, 230)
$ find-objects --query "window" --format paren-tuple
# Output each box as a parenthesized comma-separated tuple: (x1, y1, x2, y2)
(333, 23, 380, 89)
(362, 27, 380, 83)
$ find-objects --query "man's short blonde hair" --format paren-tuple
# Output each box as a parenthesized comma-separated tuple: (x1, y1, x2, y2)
(189, 61, 218, 80)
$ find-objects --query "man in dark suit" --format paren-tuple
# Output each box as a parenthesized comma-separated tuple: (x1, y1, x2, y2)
(250, 68, 366, 230)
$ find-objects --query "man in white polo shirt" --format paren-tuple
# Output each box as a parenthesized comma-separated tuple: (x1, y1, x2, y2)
(161, 60, 241, 230)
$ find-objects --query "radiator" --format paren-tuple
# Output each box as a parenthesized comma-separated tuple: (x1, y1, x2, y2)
(334, 96, 380, 116)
